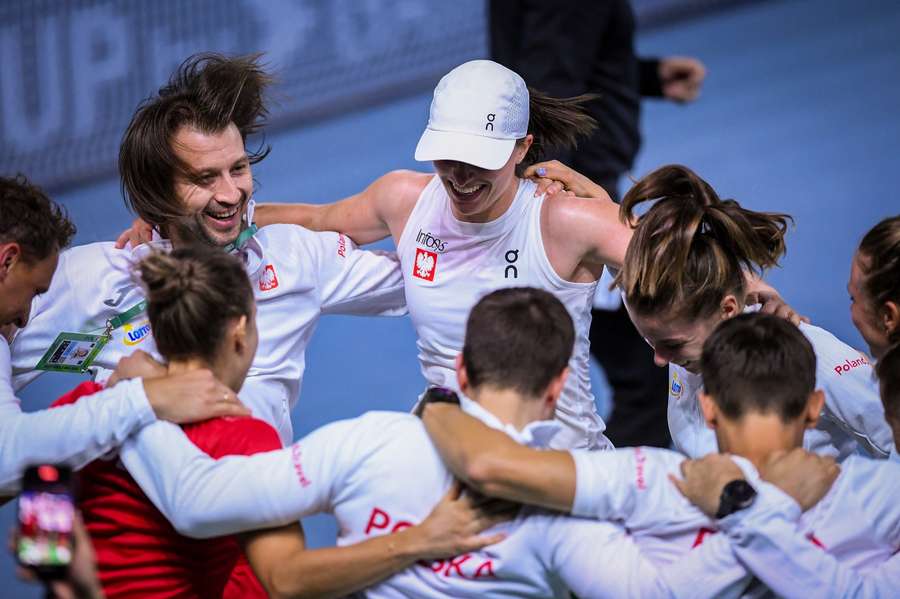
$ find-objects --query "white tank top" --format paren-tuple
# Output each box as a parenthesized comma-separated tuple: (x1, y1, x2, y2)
(398, 176, 610, 449)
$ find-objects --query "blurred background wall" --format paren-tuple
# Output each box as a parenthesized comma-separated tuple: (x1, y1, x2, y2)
(2, 0, 899, 595)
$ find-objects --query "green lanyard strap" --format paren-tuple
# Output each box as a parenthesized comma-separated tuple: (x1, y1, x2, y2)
(224, 224, 258, 254)
(106, 300, 148, 332)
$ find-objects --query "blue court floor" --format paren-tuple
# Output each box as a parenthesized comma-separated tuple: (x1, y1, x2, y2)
(3, 0, 899, 595)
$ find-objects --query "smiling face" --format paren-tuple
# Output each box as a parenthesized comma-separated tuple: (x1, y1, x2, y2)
(432, 137, 530, 223)
(625, 295, 741, 373)
(168, 123, 252, 248)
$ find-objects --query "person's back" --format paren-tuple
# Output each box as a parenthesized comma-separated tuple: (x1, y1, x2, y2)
(52, 381, 278, 598)
(313, 406, 656, 598)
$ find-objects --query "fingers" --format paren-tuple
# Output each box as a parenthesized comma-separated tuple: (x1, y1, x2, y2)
(668, 473, 687, 498)
(115, 230, 130, 249)
(444, 479, 463, 502)
(462, 532, 506, 552)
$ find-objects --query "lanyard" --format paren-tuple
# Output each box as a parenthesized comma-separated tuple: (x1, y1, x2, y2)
(224, 224, 258, 254)
(105, 300, 148, 334)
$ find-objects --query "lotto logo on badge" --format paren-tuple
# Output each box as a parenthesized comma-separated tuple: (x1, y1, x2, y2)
(413, 248, 438, 281)
(123, 321, 151, 346)
(260, 264, 279, 291)
(670, 371, 683, 398)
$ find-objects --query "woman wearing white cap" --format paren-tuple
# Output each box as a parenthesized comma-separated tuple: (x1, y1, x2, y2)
(267, 59, 627, 449)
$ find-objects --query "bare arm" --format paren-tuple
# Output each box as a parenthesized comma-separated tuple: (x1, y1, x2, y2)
(243, 483, 507, 599)
(421, 403, 575, 511)
(253, 170, 429, 246)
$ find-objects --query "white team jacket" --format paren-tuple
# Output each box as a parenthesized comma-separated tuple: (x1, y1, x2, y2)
(116, 401, 748, 598)
(0, 340, 154, 494)
(10, 219, 406, 444)
(572, 447, 900, 598)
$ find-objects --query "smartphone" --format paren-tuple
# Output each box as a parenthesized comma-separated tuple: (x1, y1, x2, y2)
(16, 465, 75, 579)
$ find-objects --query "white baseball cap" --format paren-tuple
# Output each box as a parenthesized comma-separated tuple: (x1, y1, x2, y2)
(415, 60, 529, 171)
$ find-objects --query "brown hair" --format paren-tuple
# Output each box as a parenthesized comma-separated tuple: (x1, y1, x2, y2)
(137, 245, 253, 363)
(701, 313, 816, 421)
(517, 87, 597, 175)
(0, 174, 76, 262)
(858, 215, 900, 344)
(119, 53, 274, 231)
(462, 287, 574, 397)
(615, 165, 792, 320)
(877, 343, 900, 430)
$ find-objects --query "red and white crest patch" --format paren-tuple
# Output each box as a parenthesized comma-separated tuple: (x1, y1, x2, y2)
(259, 264, 279, 291)
(413, 248, 437, 281)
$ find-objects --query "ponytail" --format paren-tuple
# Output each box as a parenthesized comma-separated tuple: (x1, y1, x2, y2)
(519, 87, 598, 174)
(616, 165, 792, 319)
(137, 245, 253, 362)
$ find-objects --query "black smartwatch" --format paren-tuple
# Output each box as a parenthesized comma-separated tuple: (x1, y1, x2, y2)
(714, 479, 757, 519)
(414, 386, 460, 417)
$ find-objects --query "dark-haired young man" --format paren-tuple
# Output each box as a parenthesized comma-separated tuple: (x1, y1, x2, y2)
(0, 175, 244, 493)
(420, 312, 900, 597)
(110, 288, 749, 598)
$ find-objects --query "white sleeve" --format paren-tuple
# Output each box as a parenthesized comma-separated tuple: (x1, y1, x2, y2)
(9, 249, 84, 391)
(720, 481, 900, 599)
(808, 326, 893, 457)
(547, 517, 749, 599)
(311, 231, 407, 316)
(570, 446, 712, 536)
(0, 358, 155, 495)
(119, 417, 359, 538)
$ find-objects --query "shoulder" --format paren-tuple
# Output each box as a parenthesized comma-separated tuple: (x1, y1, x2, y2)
(50, 381, 105, 408)
(373, 170, 432, 197)
(543, 194, 620, 234)
(800, 322, 874, 381)
(835, 457, 900, 529)
(183, 416, 282, 458)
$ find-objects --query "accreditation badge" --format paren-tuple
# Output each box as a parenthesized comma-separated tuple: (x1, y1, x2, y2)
(35, 332, 109, 373)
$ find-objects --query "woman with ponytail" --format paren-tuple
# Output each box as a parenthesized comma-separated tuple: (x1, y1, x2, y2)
(51, 245, 500, 598)
(616, 165, 893, 460)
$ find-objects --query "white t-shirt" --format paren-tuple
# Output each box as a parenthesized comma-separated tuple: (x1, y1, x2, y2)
(0, 340, 154, 493)
(10, 214, 406, 443)
(668, 321, 893, 460)
(117, 401, 746, 598)
(398, 176, 608, 450)
(571, 447, 900, 597)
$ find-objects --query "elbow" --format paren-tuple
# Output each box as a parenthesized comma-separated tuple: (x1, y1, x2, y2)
(462, 453, 511, 498)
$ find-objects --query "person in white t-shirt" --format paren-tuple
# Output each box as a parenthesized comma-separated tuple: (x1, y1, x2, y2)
(0, 175, 245, 495)
(422, 312, 900, 598)
(112, 288, 753, 598)
(10, 53, 406, 445)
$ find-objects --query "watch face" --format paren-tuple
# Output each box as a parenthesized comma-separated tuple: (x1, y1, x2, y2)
(424, 387, 459, 404)
(717, 479, 757, 518)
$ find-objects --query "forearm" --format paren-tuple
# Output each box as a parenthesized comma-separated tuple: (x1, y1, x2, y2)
(259, 528, 430, 599)
(722, 488, 899, 599)
(421, 403, 575, 510)
(0, 379, 155, 493)
(121, 422, 308, 537)
(253, 202, 322, 230)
